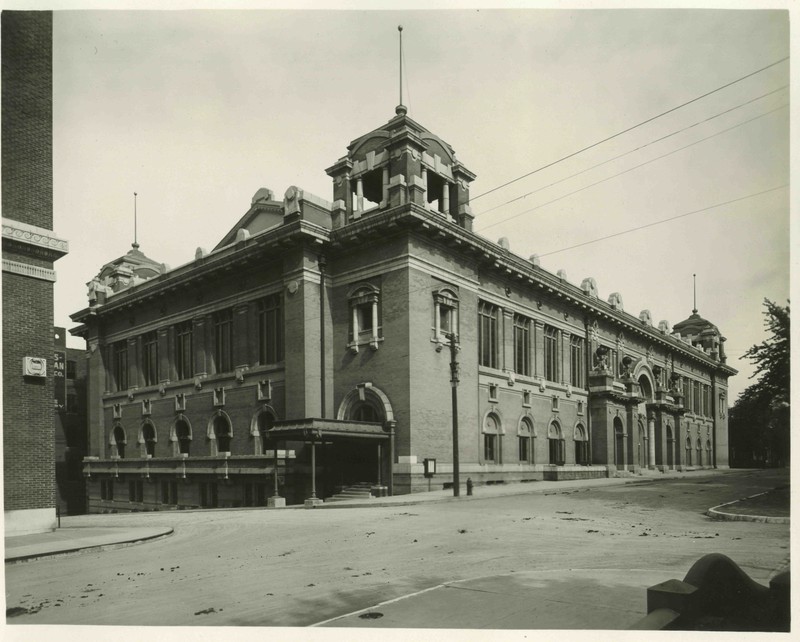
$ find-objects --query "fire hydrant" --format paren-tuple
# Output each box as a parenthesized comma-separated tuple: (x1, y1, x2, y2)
(466, 477, 473, 496)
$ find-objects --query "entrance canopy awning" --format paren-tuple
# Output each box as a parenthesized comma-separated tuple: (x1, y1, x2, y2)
(267, 418, 391, 441)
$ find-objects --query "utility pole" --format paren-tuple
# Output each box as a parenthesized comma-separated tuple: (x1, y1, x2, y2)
(447, 332, 460, 497)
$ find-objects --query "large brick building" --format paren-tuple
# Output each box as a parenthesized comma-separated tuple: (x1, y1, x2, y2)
(3, 11, 69, 534)
(71, 103, 735, 511)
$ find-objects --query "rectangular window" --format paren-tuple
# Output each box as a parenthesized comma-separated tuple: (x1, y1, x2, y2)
(113, 341, 128, 391)
(175, 321, 194, 380)
(259, 294, 284, 364)
(548, 438, 566, 465)
(100, 479, 114, 501)
(683, 379, 692, 411)
(214, 309, 233, 373)
(66, 360, 77, 379)
(478, 301, 498, 369)
(200, 482, 218, 508)
(128, 480, 143, 503)
(693, 381, 701, 414)
(544, 325, 558, 382)
(142, 331, 159, 386)
(484, 433, 497, 462)
(513, 315, 530, 376)
(703, 384, 711, 417)
(161, 480, 178, 505)
(518, 436, 530, 462)
(570, 336, 585, 388)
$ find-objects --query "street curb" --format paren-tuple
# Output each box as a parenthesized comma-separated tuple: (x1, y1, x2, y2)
(706, 491, 790, 524)
(5, 527, 174, 564)
(309, 472, 714, 510)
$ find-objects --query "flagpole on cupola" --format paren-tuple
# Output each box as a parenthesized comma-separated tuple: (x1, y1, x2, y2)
(396, 25, 407, 116)
(133, 191, 139, 250)
(693, 273, 697, 314)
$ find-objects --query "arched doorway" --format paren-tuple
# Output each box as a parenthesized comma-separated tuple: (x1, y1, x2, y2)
(613, 417, 624, 468)
(696, 438, 703, 467)
(335, 385, 393, 489)
(666, 425, 674, 469)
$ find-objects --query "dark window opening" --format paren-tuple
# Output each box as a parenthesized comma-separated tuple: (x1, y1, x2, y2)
(259, 294, 284, 364)
(176, 420, 191, 455)
(214, 309, 233, 373)
(176, 321, 194, 380)
(514, 315, 531, 376)
(142, 331, 159, 386)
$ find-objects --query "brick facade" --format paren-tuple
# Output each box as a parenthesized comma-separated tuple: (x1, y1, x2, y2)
(72, 107, 735, 512)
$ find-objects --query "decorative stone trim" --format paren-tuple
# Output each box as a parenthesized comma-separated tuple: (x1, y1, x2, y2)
(2, 259, 56, 282)
(2, 218, 68, 258)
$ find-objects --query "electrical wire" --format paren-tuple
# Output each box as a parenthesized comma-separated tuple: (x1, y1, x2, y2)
(476, 103, 788, 233)
(469, 56, 789, 202)
(538, 184, 788, 258)
(476, 85, 789, 219)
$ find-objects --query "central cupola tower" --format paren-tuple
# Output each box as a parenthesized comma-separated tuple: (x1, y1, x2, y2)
(325, 106, 476, 230)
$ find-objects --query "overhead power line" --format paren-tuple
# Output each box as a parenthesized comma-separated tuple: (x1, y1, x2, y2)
(475, 103, 788, 233)
(469, 56, 789, 202)
(476, 85, 789, 219)
(538, 184, 788, 258)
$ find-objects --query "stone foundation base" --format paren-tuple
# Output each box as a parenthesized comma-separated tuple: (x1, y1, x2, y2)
(304, 497, 324, 508)
(267, 496, 286, 508)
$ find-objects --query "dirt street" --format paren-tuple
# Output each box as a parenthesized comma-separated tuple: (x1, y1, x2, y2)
(4, 469, 789, 629)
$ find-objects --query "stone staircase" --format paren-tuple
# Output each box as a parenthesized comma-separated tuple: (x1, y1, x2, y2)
(325, 482, 375, 503)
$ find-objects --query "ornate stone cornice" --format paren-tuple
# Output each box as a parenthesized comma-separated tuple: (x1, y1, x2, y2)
(2, 217, 69, 261)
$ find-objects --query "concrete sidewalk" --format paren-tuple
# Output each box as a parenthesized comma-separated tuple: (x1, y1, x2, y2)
(4, 525, 173, 563)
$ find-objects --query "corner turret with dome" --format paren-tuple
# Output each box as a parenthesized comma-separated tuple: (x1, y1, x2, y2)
(86, 241, 166, 306)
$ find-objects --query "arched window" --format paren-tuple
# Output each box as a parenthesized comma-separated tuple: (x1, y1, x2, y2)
(112, 424, 126, 459)
(518, 417, 533, 463)
(574, 424, 588, 466)
(212, 413, 233, 455)
(697, 438, 703, 467)
(141, 422, 157, 457)
(174, 418, 192, 456)
(685, 436, 693, 466)
(483, 413, 501, 463)
(258, 411, 275, 454)
(706, 439, 713, 466)
(548, 422, 565, 466)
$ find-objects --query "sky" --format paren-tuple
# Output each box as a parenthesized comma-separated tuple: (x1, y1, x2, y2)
(49, 6, 790, 403)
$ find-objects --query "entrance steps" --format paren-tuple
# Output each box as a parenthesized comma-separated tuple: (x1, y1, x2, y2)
(325, 482, 375, 503)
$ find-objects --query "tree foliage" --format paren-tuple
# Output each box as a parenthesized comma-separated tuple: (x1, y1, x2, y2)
(729, 300, 790, 467)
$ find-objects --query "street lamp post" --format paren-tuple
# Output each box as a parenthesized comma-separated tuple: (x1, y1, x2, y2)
(447, 332, 460, 497)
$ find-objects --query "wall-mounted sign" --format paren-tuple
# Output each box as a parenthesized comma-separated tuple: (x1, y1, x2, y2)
(54, 350, 66, 408)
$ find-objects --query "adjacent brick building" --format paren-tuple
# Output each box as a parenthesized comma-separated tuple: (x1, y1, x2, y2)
(54, 327, 88, 515)
(3, 11, 69, 534)
(71, 104, 735, 512)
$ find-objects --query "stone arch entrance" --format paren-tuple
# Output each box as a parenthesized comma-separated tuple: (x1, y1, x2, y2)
(334, 384, 394, 488)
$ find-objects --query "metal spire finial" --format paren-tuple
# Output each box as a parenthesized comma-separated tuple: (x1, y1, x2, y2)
(692, 273, 697, 314)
